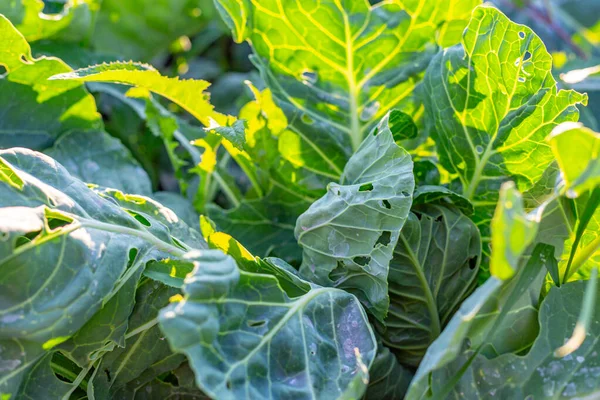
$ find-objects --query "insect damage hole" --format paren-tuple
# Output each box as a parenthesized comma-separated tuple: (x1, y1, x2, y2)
(359, 183, 373, 192)
(381, 199, 391, 209)
(376, 231, 391, 246)
(353, 256, 371, 266)
(468, 256, 479, 270)
(518, 31, 525, 39)
(248, 320, 266, 328)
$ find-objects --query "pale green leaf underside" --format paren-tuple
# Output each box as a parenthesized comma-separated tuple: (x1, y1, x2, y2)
(422, 5, 587, 234)
(295, 113, 415, 322)
(158, 252, 376, 400)
(0, 148, 204, 397)
(432, 280, 600, 399)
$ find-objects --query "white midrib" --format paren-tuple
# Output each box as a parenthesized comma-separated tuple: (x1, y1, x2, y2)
(220, 287, 331, 386)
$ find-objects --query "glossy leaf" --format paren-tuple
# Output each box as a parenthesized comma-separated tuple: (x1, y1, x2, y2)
(296, 113, 415, 321)
(0, 148, 204, 397)
(158, 250, 377, 400)
(216, 0, 481, 184)
(422, 5, 587, 235)
(380, 204, 481, 367)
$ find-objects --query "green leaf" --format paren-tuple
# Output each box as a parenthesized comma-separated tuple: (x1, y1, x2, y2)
(421, 5, 587, 236)
(50, 61, 215, 126)
(364, 342, 413, 400)
(216, 0, 481, 178)
(158, 250, 377, 400)
(379, 203, 481, 367)
(44, 130, 152, 195)
(548, 122, 600, 197)
(0, 148, 204, 397)
(0, 15, 102, 150)
(200, 215, 311, 298)
(412, 185, 474, 215)
(406, 243, 553, 399)
(429, 280, 600, 399)
(87, 280, 203, 399)
(208, 185, 309, 266)
(490, 182, 539, 280)
(295, 112, 414, 322)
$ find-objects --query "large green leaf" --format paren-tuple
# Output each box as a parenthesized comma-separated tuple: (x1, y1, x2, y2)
(158, 250, 377, 400)
(433, 280, 600, 399)
(216, 0, 480, 182)
(0, 148, 205, 397)
(44, 130, 153, 196)
(295, 112, 414, 322)
(421, 5, 587, 237)
(379, 203, 481, 367)
(0, 15, 102, 150)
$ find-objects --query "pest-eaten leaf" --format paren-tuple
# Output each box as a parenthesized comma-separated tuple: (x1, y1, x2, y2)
(421, 5, 587, 241)
(295, 112, 415, 322)
(158, 250, 377, 400)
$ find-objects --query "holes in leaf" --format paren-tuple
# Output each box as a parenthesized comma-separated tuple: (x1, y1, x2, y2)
(126, 210, 151, 227)
(50, 352, 82, 384)
(518, 31, 525, 39)
(524, 51, 532, 62)
(171, 236, 187, 250)
(381, 199, 391, 209)
(435, 215, 443, 223)
(248, 320, 266, 328)
(359, 183, 373, 192)
(15, 230, 41, 249)
(376, 231, 391, 246)
(301, 114, 314, 125)
(518, 77, 526, 83)
(161, 372, 179, 386)
(126, 248, 138, 269)
(468, 256, 478, 270)
(336, 189, 341, 196)
(353, 256, 371, 266)
(105, 369, 112, 382)
(401, 191, 410, 197)
(20, 54, 29, 64)
(226, 380, 232, 390)
(47, 217, 72, 231)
